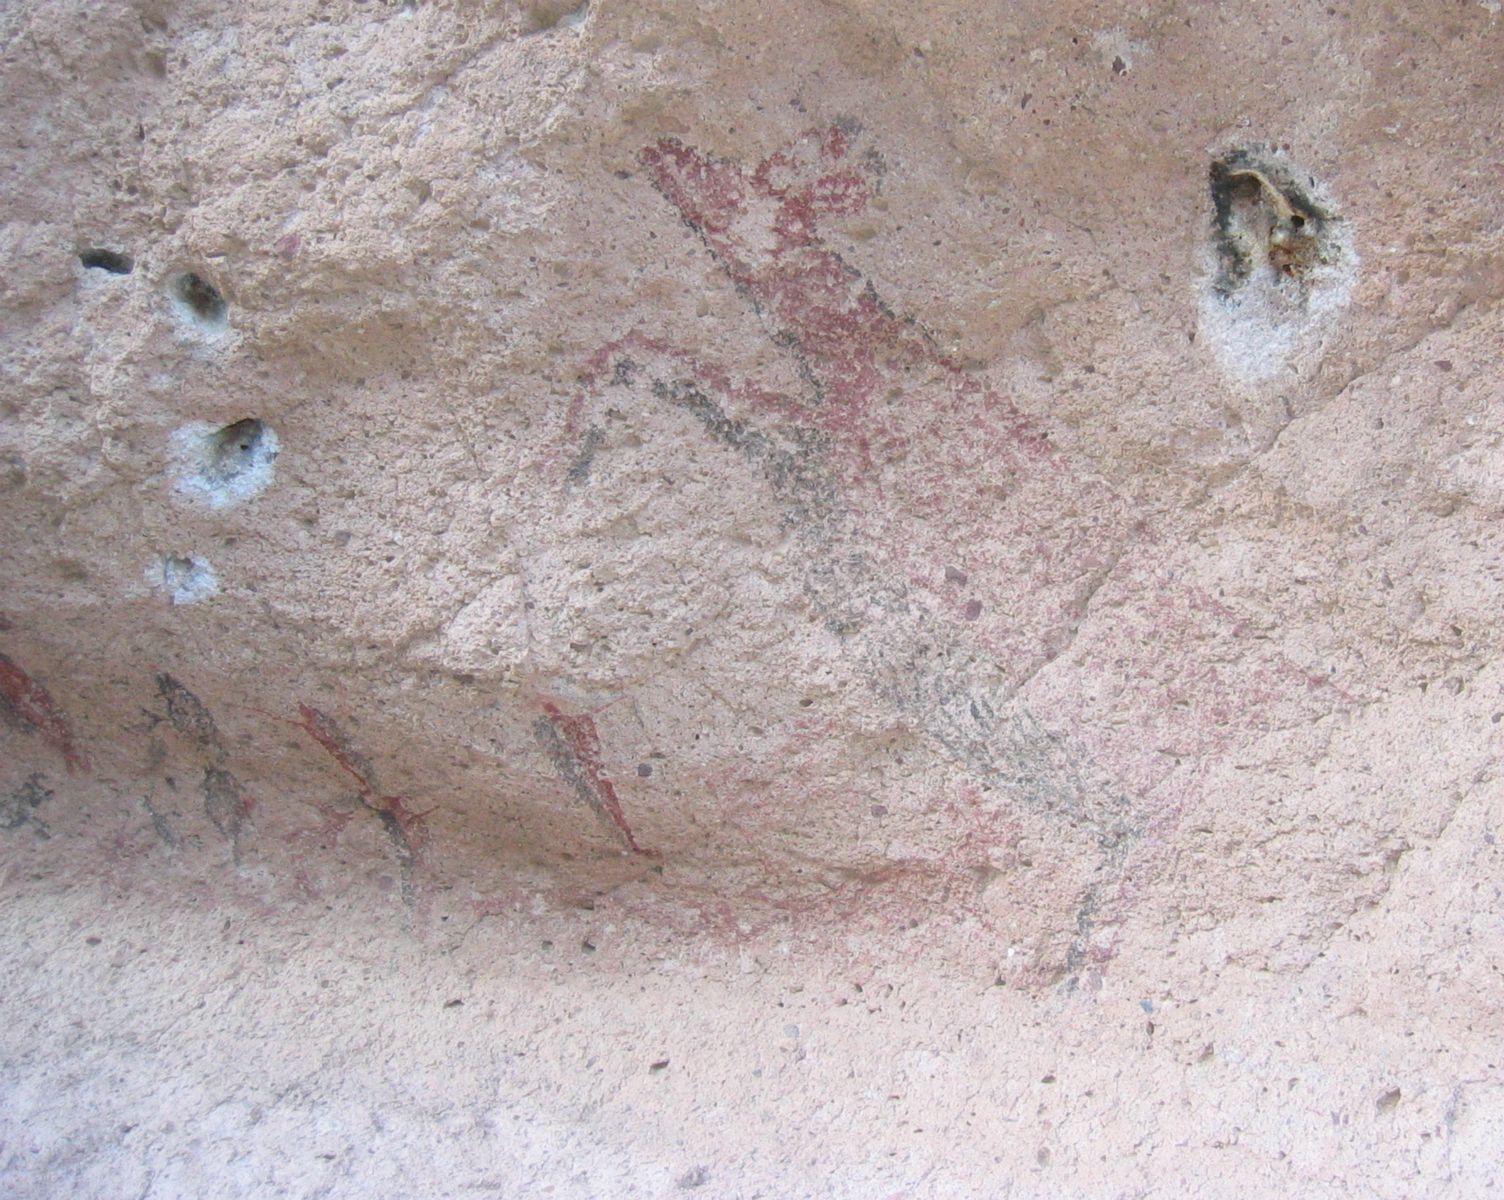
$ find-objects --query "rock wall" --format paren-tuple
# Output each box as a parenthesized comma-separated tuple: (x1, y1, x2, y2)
(2, 1, 1502, 1195)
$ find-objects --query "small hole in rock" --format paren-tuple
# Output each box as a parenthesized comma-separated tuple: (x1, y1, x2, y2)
(171, 271, 227, 327)
(173, 419, 278, 509)
(1209, 151, 1334, 299)
(524, 0, 588, 33)
(157, 554, 218, 605)
(80, 249, 134, 274)
(209, 419, 268, 484)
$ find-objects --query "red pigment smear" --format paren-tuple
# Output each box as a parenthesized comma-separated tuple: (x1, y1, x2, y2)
(539, 699, 652, 856)
(565, 331, 810, 443)
(296, 702, 429, 852)
(0, 653, 87, 772)
(629, 124, 1103, 676)
(621, 127, 1372, 977)
(638, 128, 1052, 467)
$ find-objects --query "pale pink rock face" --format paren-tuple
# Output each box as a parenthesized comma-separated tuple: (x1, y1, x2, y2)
(2, 1, 1502, 1196)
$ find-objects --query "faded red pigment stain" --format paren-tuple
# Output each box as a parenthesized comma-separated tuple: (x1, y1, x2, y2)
(543, 777, 1040, 976)
(637, 129, 1051, 460)
(0, 653, 87, 772)
(638, 129, 916, 482)
(296, 702, 431, 854)
(631, 126, 1130, 682)
(565, 331, 809, 442)
(535, 126, 1373, 976)
(1022, 558, 1377, 969)
(535, 698, 654, 856)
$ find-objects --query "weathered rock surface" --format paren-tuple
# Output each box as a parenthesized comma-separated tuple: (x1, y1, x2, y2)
(2, 1, 1502, 1195)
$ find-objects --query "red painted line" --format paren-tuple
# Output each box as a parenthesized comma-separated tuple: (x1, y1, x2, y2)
(297, 702, 375, 792)
(639, 129, 1053, 454)
(0, 653, 87, 772)
(296, 702, 430, 852)
(539, 698, 652, 856)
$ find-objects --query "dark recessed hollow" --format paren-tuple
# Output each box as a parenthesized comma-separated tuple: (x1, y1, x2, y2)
(172, 272, 227, 326)
(1208, 150, 1332, 298)
(209, 419, 266, 482)
(79, 249, 134, 274)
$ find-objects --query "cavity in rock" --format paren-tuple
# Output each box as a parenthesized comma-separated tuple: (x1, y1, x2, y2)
(1209, 150, 1332, 298)
(208, 419, 269, 486)
(171, 419, 279, 509)
(79, 249, 134, 274)
(155, 555, 219, 605)
(1197, 146, 1356, 385)
(170, 271, 228, 330)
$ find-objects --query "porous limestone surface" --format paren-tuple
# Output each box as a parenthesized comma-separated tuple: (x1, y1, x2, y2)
(1, 1, 1502, 1196)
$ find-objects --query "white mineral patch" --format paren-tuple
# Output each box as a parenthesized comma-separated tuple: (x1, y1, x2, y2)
(170, 421, 279, 509)
(1197, 152, 1358, 387)
(148, 554, 219, 604)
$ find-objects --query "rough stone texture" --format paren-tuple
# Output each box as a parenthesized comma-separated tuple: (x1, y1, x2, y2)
(2, 1, 1503, 1195)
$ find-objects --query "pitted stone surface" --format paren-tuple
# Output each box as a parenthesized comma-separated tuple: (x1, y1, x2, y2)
(2, 2, 1502, 1196)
